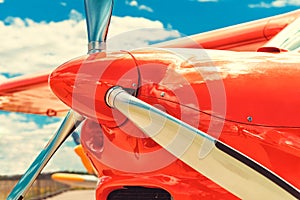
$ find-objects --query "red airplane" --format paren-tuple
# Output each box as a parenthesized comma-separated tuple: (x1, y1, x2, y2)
(3, 0, 300, 199)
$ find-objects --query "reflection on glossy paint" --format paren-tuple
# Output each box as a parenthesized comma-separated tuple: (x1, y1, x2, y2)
(50, 47, 300, 198)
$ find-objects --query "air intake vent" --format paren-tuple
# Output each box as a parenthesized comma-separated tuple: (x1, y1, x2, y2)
(107, 186, 172, 200)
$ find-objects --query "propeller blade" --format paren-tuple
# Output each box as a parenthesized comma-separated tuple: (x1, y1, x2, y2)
(7, 1, 115, 199)
(106, 86, 299, 200)
(84, 0, 114, 53)
(7, 110, 84, 200)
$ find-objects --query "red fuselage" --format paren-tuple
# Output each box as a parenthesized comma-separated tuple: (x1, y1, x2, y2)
(49, 48, 300, 199)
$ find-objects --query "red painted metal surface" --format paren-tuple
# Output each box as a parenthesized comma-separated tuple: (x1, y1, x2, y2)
(49, 52, 138, 128)
(0, 72, 68, 116)
(81, 119, 239, 200)
(2, 10, 300, 117)
(131, 49, 300, 189)
(2, 10, 300, 199)
(49, 48, 300, 199)
(156, 9, 300, 51)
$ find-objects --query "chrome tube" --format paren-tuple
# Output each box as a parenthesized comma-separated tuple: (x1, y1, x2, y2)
(7, 110, 84, 200)
(106, 86, 298, 200)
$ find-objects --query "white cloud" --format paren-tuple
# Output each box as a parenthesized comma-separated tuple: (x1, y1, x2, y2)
(108, 16, 180, 50)
(249, 2, 273, 8)
(0, 75, 7, 82)
(0, 113, 85, 175)
(129, 0, 138, 7)
(249, 0, 300, 8)
(60, 2, 67, 7)
(69, 9, 84, 21)
(0, 11, 178, 75)
(138, 5, 154, 12)
(126, 0, 153, 12)
(0, 17, 87, 75)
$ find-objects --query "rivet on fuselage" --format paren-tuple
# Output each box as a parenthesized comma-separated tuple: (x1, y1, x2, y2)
(160, 92, 165, 97)
(247, 116, 253, 122)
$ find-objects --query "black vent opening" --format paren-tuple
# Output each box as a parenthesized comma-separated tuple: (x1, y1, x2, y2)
(107, 186, 172, 200)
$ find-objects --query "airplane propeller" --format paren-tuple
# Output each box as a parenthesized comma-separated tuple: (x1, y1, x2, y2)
(7, 0, 113, 199)
(7, 0, 300, 200)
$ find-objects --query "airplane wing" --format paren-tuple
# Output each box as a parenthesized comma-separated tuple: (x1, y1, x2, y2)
(155, 9, 300, 51)
(0, 72, 68, 116)
(1, 10, 300, 116)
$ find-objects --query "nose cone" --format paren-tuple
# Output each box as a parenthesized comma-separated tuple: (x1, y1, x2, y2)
(49, 51, 139, 127)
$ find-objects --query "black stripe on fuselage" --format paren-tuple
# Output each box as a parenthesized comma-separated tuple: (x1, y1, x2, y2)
(215, 141, 300, 199)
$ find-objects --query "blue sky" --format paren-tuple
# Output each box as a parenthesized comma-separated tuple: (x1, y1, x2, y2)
(0, 0, 300, 35)
(0, 0, 300, 175)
